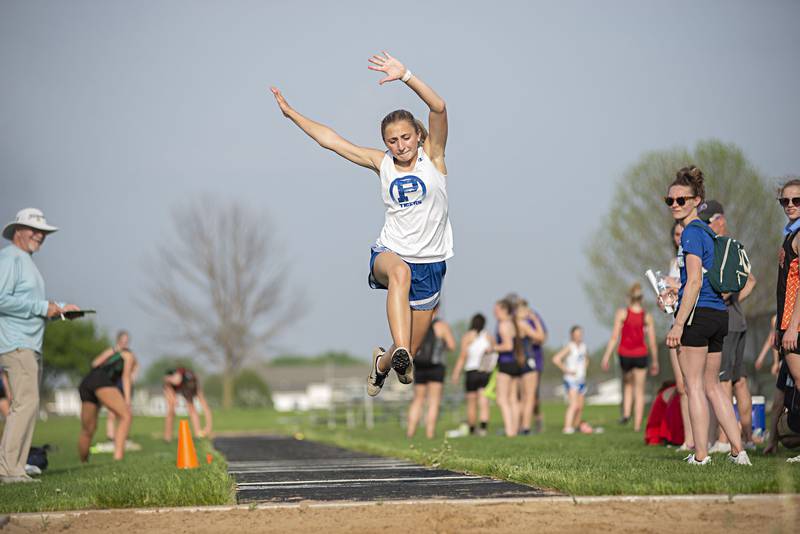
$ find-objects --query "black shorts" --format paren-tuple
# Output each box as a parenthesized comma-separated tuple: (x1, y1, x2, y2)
(465, 370, 490, 392)
(414, 364, 445, 384)
(777, 359, 796, 393)
(775, 329, 800, 361)
(720, 330, 747, 382)
(619, 356, 648, 372)
(681, 307, 728, 353)
(498, 360, 522, 377)
(78, 369, 115, 405)
(0, 381, 6, 400)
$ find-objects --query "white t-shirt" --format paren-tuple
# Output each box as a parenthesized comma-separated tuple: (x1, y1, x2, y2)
(464, 330, 491, 372)
(564, 341, 588, 382)
(375, 147, 454, 263)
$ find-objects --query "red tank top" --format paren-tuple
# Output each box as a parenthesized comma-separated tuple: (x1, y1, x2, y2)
(619, 308, 648, 357)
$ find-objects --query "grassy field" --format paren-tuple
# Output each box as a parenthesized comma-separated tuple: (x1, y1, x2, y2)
(291, 402, 800, 496)
(0, 410, 279, 514)
(1, 402, 798, 513)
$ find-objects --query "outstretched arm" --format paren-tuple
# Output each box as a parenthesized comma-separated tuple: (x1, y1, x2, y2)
(368, 52, 447, 166)
(270, 87, 384, 172)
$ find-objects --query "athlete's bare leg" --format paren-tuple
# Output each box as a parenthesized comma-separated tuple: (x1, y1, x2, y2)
(95, 387, 132, 461)
(670, 347, 693, 447)
(406, 384, 426, 438)
(425, 382, 443, 439)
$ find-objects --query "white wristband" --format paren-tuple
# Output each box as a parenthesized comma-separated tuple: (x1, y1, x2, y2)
(401, 69, 413, 83)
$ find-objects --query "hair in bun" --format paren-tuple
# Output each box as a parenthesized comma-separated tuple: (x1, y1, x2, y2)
(670, 165, 705, 200)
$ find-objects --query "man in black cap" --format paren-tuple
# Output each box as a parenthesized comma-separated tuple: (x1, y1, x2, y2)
(698, 200, 757, 452)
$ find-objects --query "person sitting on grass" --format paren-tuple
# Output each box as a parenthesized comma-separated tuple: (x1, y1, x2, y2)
(163, 368, 212, 441)
(77, 347, 136, 462)
(552, 326, 590, 434)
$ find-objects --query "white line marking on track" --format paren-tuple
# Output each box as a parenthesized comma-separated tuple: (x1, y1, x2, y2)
(236, 475, 482, 487)
(230, 465, 427, 474)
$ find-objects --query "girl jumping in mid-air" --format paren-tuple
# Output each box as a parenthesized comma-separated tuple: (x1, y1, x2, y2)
(271, 51, 452, 395)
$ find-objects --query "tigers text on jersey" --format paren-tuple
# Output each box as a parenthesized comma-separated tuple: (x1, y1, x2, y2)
(375, 147, 454, 263)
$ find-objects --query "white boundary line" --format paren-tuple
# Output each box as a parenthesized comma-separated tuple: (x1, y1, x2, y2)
(236, 475, 481, 487)
(7, 494, 798, 520)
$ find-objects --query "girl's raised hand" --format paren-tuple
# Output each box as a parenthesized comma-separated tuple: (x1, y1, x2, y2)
(367, 51, 407, 85)
(270, 87, 292, 117)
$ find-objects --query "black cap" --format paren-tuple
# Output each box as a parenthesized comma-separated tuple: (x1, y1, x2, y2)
(698, 200, 724, 223)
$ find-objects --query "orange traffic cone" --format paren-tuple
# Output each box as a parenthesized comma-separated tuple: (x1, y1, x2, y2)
(176, 419, 199, 469)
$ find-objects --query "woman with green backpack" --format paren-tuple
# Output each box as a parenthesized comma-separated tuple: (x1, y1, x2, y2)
(663, 166, 751, 466)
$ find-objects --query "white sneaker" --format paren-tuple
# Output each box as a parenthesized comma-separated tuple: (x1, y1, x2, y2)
(708, 441, 731, 454)
(366, 347, 388, 397)
(685, 454, 711, 465)
(728, 450, 752, 466)
(787, 455, 800, 463)
(562, 427, 575, 435)
(743, 441, 757, 451)
(676, 443, 694, 452)
(24, 464, 41, 476)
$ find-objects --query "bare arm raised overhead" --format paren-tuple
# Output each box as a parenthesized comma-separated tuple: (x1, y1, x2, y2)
(270, 87, 385, 173)
(368, 51, 448, 172)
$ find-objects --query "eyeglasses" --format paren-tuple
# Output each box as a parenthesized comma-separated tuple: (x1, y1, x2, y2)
(778, 197, 800, 208)
(664, 196, 694, 207)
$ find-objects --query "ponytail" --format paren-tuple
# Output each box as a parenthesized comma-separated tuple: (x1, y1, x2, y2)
(414, 119, 428, 146)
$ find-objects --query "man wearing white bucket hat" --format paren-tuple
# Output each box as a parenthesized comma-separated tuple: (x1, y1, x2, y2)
(0, 208, 79, 483)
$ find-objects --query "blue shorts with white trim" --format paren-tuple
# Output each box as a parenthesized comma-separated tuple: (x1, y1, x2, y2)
(368, 246, 446, 311)
(563, 378, 586, 395)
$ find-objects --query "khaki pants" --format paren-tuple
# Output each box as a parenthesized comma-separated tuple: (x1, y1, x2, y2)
(0, 348, 40, 477)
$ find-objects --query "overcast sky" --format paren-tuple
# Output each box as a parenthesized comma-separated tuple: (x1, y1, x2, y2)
(2, 1, 799, 370)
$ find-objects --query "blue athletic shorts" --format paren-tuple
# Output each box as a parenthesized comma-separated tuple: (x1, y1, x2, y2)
(368, 246, 446, 311)
(563, 378, 586, 395)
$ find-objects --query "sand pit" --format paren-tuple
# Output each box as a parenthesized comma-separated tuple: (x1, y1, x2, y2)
(3, 496, 798, 533)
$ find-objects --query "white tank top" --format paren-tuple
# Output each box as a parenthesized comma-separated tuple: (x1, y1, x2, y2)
(465, 330, 490, 372)
(375, 147, 454, 263)
(564, 341, 587, 381)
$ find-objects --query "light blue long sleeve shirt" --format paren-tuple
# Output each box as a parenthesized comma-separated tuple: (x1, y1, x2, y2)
(0, 245, 49, 354)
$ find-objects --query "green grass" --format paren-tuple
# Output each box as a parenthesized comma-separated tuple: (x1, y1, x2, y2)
(289, 403, 800, 496)
(1, 402, 798, 513)
(0, 410, 280, 514)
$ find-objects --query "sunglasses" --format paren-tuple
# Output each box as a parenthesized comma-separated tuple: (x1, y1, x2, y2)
(663, 196, 694, 207)
(778, 197, 800, 208)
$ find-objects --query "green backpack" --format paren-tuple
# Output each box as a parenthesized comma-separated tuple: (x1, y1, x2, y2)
(688, 221, 751, 293)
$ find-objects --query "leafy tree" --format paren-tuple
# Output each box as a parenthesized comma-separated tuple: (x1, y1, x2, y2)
(585, 139, 782, 332)
(42, 321, 109, 386)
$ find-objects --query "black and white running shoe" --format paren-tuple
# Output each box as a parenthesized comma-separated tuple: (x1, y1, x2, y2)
(367, 347, 387, 397)
(391, 347, 414, 384)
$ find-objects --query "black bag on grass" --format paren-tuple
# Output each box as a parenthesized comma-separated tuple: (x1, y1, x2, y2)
(27, 445, 50, 471)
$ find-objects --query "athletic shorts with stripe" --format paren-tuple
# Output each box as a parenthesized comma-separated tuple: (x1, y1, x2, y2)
(368, 246, 446, 311)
